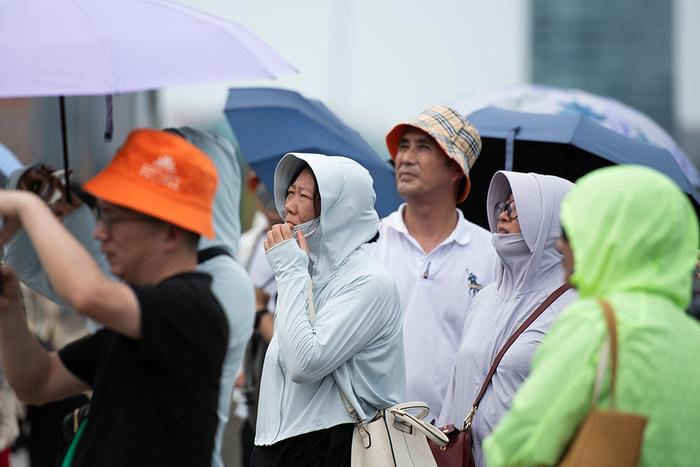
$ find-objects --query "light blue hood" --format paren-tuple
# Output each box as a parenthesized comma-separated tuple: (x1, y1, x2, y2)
(168, 127, 242, 256)
(273, 153, 379, 285)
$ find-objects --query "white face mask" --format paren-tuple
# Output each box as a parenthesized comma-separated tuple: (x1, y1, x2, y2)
(289, 217, 320, 239)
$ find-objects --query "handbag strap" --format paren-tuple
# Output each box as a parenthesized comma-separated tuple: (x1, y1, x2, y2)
(462, 283, 571, 430)
(305, 278, 371, 444)
(305, 277, 443, 448)
(595, 299, 619, 409)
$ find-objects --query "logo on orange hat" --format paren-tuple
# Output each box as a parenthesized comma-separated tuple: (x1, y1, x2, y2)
(139, 154, 182, 191)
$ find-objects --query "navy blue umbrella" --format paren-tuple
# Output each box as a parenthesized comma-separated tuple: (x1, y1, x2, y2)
(460, 107, 700, 228)
(224, 87, 402, 217)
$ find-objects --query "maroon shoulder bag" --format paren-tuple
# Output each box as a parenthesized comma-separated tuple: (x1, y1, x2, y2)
(429, 283, 571, 467)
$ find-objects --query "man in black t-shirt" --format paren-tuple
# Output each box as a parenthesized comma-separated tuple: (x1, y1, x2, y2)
(0, 129, 229, 466)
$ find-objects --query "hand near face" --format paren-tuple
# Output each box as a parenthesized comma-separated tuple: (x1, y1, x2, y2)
(263, 223, 309, 254)
(264, 223, 292, 251)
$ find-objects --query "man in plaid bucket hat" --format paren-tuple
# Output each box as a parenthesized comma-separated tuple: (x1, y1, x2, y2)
(365, 105, 498, 421)
(0, 129, 229, 466)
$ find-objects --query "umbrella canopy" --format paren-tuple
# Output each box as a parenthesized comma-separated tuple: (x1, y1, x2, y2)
(0, 0, 295, 199)
(224, 87, 402, 218)
(0, 0, 295, 97)
(453, 83, 700, 187)
(459, 107, 700, 228)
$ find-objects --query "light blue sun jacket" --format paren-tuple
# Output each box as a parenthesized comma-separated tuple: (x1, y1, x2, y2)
(255, 153, 405, 445)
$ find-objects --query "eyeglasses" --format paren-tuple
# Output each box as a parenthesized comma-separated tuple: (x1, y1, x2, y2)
(494, 199, 518, 221)
(96, 207, 158, 235)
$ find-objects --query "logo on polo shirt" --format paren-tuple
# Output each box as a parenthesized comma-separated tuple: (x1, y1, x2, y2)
(467, 269, 482, 296)
(139, 155, 182, 191)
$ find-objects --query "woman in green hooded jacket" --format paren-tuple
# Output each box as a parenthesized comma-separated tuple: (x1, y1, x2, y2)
(484, 165, 700, 467)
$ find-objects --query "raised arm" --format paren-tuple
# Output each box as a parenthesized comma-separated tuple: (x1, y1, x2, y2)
(0, 190, 140, 338)
(4, 204, 110, 314)
(0, 265, 89, 404)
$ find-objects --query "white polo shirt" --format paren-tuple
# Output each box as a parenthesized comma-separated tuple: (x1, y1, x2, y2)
(364, 204, 497, 421)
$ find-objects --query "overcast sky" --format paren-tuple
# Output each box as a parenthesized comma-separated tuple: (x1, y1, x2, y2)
(161, 0, 699, 157)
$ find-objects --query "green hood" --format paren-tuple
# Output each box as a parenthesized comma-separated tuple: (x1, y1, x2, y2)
(560, 165, 698, 308)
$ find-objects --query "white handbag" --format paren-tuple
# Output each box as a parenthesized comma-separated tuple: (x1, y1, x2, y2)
(345, 398, 449, 467)
(306, 281, 448, 466)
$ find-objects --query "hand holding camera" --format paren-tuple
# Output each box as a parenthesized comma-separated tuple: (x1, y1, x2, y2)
(16, 164, 82, 218)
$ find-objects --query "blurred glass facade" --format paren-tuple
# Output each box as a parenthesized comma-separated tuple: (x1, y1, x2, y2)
(532, 0, 674, 134)
(0, 93, 159, 184)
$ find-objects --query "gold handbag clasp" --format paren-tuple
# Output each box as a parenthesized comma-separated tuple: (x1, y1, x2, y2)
(462, 405, 477, 431)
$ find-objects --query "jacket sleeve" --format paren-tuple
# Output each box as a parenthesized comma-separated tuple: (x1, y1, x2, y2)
(483, 300, 607, 467)
(266, 239, 396, 385)
(4, 205, 111, 325)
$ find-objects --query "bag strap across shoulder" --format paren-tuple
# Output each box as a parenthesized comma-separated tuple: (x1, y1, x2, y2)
(462, 283, 571, 430)
(594, 299, 619, 409)
(197, 246, 232, 264)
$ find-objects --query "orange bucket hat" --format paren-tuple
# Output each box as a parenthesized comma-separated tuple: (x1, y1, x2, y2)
(83, 129, 218, 238)
(386, 105, 482, 203)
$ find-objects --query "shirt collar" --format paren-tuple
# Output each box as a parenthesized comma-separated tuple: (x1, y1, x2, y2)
(385, 203, 473, 247)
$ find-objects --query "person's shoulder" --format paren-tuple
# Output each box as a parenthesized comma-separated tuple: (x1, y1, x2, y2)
(457, 214, 492, 240)
(345, 250, 397, 292)
(198, 251, 248, 278)
(377, 207, 406, 235)
(451, 217, 495, 259)
(474, 281, 498, 300)
(546, 297, 604, 338)
(154, 271, 224, 315)
(555, 287, 578, 309)
(158, 271, 212, 289)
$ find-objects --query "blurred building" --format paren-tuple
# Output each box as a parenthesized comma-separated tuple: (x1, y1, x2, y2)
(0, 93, 158, 183)
(531, 0, 674, 134)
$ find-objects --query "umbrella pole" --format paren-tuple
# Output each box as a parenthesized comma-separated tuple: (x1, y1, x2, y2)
(59, 96, 72, 203)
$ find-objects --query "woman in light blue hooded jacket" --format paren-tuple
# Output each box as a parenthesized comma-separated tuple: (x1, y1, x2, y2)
(253, 153, 405, 466)
(4, 128, 254, 467)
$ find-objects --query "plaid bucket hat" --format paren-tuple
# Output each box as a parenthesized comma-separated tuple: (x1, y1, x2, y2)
(386, 105, 482, 202)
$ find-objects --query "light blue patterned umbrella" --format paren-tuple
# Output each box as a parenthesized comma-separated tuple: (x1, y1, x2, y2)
(454, 83, 700, 186)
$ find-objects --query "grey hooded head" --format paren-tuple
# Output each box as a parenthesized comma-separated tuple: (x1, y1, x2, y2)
(486, 170, 574, 292)
(167, 127, 242, 257)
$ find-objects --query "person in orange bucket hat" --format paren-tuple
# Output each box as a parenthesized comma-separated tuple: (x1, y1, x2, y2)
(0, 129, 230, 466)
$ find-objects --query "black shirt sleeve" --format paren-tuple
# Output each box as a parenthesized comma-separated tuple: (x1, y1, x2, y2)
(58, 331, 106, 387)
